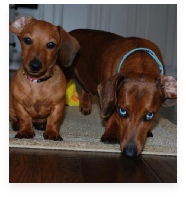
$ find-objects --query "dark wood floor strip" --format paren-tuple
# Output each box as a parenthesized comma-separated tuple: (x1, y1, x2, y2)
(142, 155, 177, 183)
(9, 148, 176, 183)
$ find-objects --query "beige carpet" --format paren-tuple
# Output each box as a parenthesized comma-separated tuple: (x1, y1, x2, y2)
(9, 102, 177, 156)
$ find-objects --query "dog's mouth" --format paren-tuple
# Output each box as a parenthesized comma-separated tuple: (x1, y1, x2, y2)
(28, 70, 44, 77)
(29, 70, 43, 75)
(23, 67, 48, 78)
(30, 70, 40, 74)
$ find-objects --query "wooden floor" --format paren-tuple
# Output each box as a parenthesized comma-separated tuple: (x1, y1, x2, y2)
(9, 148, 177, 183)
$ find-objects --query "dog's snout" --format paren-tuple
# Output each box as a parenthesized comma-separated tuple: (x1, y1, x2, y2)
(29, 58, 42, 72)
(122, 140, 137, 157)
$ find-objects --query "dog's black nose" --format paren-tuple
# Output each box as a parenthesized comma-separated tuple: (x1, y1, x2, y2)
(122, 140, 137, 157)
(29, 58, 42, 72)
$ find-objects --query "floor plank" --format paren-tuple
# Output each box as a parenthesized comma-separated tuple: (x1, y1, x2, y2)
(78, 151, 160, 183)
(142, 155, 177, 183)
(9, 149, 82, 183)
(9, 148, 177, 183)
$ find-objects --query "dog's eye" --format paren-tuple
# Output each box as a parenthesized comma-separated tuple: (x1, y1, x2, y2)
(47, 42, 56, 49)
(23, 37, 32, 45)
(144, 112, 155, 121)
(118, 108, 128, 118)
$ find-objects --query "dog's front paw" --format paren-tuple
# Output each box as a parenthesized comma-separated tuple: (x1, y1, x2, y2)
(43, 131, 63, 141)
(15, 131, 35, 139)
(80, 90, 91, 115)
(101, 133, 120, 144)
(80, 105, 91, 115)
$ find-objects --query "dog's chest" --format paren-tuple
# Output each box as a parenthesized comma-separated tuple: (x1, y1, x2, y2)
(22, 91, 55, 118)
(30, 100, 54, 118)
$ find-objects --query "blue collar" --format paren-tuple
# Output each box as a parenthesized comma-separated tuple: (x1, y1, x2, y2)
(117, 48, 164, 75)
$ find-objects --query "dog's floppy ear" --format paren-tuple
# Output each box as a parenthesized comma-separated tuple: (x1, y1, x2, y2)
(161, 76, 177, 107)
(97, 74, 125, 118)
(57, 27, 80, 67)
(9, 16, 34, 35)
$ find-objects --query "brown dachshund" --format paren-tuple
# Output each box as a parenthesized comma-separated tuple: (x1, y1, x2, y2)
(9, 16, 79, 140)
(69, 29, 177, 157)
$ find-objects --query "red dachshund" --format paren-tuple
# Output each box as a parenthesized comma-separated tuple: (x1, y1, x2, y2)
(9, 16, 79, 140)
(69, 29, 177, 157)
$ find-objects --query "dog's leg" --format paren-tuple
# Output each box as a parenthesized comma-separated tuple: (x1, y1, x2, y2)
(43, 102, 65, 141)
(10, 99, 19, 131)
(101, 113, 120, 144)
(80, 89, 92, 115)
(13, 105, 35, 139)
(10, 114, 19, 131)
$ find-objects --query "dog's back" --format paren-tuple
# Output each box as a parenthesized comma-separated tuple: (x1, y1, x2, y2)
(70, 29, 164, 94)
(69, 29, 122, 93)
